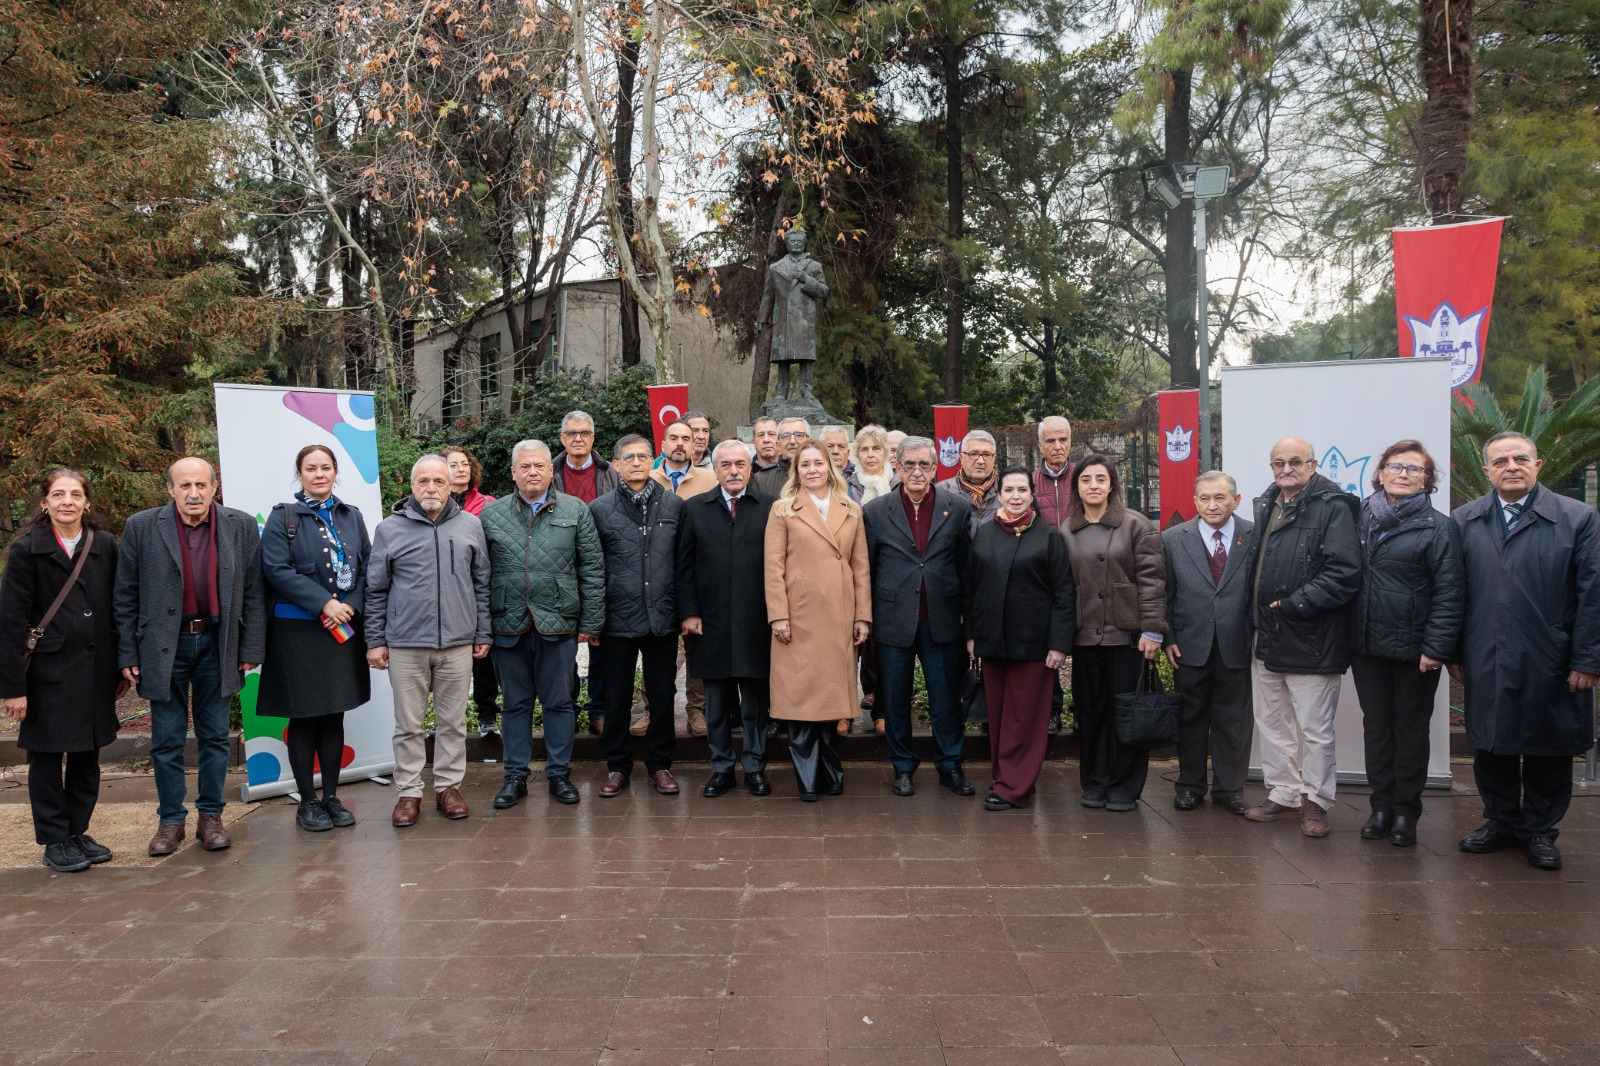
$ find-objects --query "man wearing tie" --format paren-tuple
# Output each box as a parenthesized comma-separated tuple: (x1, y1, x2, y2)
(1162, 472, 1257, 814)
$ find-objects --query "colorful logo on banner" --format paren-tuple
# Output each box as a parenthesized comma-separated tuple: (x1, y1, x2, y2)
(1157, 389, 1200, 527)
(647, 383, 690, 453)
(932, 404, 970, 481)
(1164, 425, 1194, 463)
(282, 392, 380, 482)
(1393, 218, 1504, 391)
(1320, 445, 1371, 497)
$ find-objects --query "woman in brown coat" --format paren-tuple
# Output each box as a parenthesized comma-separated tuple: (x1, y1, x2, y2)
(1062, 454, 1167, 811)
(765, 438, 872, 800)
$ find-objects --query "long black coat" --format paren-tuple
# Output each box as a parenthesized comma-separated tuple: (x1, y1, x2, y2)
(0, 527, 121, 752)
(1454, 488, 1600, 756)
(676, 488, 773, 679)
(1351, 498, 1464, 663)
(963, 516, 1076, 662)
(1251, 473, 1362, 674)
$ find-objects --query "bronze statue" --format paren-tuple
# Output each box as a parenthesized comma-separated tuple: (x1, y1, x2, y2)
(757, 229, 829, 400)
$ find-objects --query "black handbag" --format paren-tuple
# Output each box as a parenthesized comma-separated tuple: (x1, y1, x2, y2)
(961, 658, 987, 725)
(1114, 658, 1179, 748)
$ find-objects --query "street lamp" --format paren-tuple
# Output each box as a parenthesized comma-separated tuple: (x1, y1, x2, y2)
(1154, 162, 1231, 472)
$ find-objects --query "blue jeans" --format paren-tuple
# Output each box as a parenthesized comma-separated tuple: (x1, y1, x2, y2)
(878, 622, 965, 774)
(495, 632, 578, 780)
(149, 632, 230, 824)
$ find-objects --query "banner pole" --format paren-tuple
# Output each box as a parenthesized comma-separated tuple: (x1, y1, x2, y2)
(1195, 201, 1213, 471)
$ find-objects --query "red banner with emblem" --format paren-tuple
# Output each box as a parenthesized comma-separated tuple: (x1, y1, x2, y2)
(1158, 389, 1200, 529)
(647, 383, 689, 453)
(1393, 218, 1504, 390)
(932, 404, 969, 481)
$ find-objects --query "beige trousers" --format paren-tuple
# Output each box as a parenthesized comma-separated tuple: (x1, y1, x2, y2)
(389, 645, 473, 798)
(1251, 652, 1342, 812)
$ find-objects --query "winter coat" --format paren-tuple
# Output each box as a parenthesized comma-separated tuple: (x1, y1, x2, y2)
(964, 516, 1076, 662)
(677, 488, 775, 680)
(456, 488, 495, 517)
(1351, 496, 1463, 663)
(938, 476, 1001, 534)
(650, 463, 717, 501)
(480, 490, 605, 638)
(260, 495, 372, 618)
(1063, 497, 1168, 646)
(552, 453, 619, 500)
(364, 496, 490, 650)
(751, 459, 789, 499)
(1250, 473, 1362, 674)
(0, 527, 120, 752)
(589, 481, 683, 639)
(1033, 462, 1076, 531)
(1453, 487, 1600, 755)
(862, 489, 971, 648)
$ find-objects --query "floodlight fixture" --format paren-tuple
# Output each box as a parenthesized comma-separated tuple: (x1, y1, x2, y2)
(1154, 176, 1184, 210)
(1192, 165, 1232, 200)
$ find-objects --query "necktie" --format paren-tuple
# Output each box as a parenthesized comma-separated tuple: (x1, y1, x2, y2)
(1209, 529, 1227, 586)
(668, 469, 684, 491)
(728, 495, 739, 519)
(1504, 500, 1526, 533)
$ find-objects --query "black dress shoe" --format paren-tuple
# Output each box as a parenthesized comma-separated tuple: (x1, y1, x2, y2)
(41, 840, 91, 872)
(295, 798, 333, 832)
(823, 782, 844, 796)
(939, 770, 976, 796)
(1174, 790, 1200, 811)
(1360, 810, 1393, 840)
(493, 778, 528, 809)
(985, 791, 1014, 811)
(1523, 835, 1562, 870)
(702, 772, 735, 798)
(1219, 794, 1250, 815)
(548, 776, 580, 805)
(320, 797, 356, 828)
(73, 834, 112, 864)
(1048, 714, 1062, 735)
(745, 771, 771, 796)
(1388, 814, 1417, 847)
(798, 791, 819, 803)
(891, 771, 916, 797)
(1080, 792, 1107, 809)
(1460, 822, 1520, 853)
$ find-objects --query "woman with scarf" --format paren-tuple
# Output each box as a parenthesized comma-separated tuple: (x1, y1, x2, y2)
(259, 445, 373, 832)
(963, 467, 1075, 810)
(847, 425, 895, 734)
(442, 446, 501, 736)
(1350, 439, 1462, 846)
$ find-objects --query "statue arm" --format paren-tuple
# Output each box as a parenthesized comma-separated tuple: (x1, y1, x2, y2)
(757, 272, 776, 325)
(801, 260, 829, 299)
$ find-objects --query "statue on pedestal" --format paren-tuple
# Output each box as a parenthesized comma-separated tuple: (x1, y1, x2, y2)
(757, 229, 828, 401)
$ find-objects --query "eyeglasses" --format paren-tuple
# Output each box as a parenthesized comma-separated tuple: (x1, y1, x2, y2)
(561, 429, 594, 437)
(618, 452, 652, 463)
(1270, 458, 1311, 470)
(779, 431, 807, 440)
(900, 459, 935, 470)
(1383, 463, 1425, 476)
(1488, 453, 1536, 469)
(964, 451, 995, 460)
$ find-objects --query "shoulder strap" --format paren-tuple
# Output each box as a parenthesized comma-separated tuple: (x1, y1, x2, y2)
(25, 529, 94, 659)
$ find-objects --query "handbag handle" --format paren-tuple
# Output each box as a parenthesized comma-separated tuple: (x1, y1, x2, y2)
(1135, 657, 1163, 696)
(23, 529, 94, 673)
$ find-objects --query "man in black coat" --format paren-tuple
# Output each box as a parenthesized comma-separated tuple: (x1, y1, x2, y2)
(1453, 431, 1600, 870)
(1162, 471, 1256, 815)
(1244, 438, 1361, 838)
(678, 439, 775, 797)
(863, 435, 975, 798)
(589, 434, 685, 798)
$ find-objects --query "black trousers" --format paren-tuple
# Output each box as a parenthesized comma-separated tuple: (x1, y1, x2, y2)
(785, 720, 843, 795)
(705, 678, 769, 775)
(473, 653, 500, 725)
(1350, 651, 1440, 819)
(1073, 642, 1150, 803)
(859, 637, 880, 719)
(29, 750, 101, 845)
(1474, 749, 1575, 841)
(600, 632, 678, 776)
(1174, 640, 1253, 799)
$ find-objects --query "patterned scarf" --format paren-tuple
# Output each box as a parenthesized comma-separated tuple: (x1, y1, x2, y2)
(1366, 489, 1430, 540)
(995, 507, 1036, 536)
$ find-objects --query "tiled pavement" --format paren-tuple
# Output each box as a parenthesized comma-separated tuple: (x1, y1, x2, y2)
(4, 759, 1600, 1064)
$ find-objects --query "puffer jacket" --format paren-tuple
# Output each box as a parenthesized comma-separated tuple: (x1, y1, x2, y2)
(1251, 472, 1361, 674)
(479, 490, 605, 637)
(1063, 497, 1167, 645)
(589, 480, 683, 638)
(364, 496, 491, 650)
(1351, 495, 1464, 663)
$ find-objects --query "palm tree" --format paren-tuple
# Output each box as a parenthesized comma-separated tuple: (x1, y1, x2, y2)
(1451, 367, 1600, 502)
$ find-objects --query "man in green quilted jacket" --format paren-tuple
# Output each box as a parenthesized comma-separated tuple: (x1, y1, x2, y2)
(479, 439, 605, 807)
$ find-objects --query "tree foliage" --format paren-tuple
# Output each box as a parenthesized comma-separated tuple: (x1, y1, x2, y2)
(1450, 367, 1600, 502)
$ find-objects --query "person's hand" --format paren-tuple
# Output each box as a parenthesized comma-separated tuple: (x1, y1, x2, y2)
(1448, 664, 1462, 684)
(1166, 644, 1182, 668)
(966, 638, 975, 659)
(121, 665, 140, 685)
(323, 599, 355, 625)
(239, 662, 259, 673)
(1137, 635, 1162, 660)
(1420, 654, 1444, 673)
(3, 697, 25, 721)
(681, 616, 703, 636)
(1571, 670, 1599, 693)
(852, 621, 871, 647)
(773, 620, 792, 645)
(473, 644, 490, 659)
(1045, 650, 1067, 670)
(367, 646, 389, 670)
(115, 676, 131, 700)
(1269, 600, 1281, 609)
(580, 632, 599, 646)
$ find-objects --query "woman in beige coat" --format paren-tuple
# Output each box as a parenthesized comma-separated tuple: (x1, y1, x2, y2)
(765, 439, 872, 800)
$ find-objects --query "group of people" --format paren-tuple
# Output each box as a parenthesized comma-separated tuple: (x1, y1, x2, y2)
(1, 408, 1594, 876)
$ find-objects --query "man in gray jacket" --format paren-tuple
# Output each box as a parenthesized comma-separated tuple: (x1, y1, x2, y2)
(365, 456, 491, 827)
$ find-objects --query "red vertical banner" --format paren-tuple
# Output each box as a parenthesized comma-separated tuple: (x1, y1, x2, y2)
(932, 403, 969, 481)
(1393, 218, 1504, 391)
(647, 383, 689, 453)
(1158, 389, 1200, 529)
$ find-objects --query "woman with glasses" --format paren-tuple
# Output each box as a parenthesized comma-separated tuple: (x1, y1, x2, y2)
(964, 466, 1075, 810)
(849, 425, 895, 734)
(1350, 440, 1462, 846)
(443, 446, 501, 737)
(1062, 455, 1167, 811)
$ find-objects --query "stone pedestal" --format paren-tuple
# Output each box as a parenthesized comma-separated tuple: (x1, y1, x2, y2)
(757, 395, 843, 430)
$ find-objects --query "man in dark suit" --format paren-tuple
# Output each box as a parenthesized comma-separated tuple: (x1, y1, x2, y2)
(114, 457, 266, 856)
(1162, 471, 1256, 814)
(678, 439, 776, 797)
(863, 435, 975, 798)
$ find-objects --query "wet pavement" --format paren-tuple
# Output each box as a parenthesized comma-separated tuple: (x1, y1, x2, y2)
(3, 758, 1600, 1064)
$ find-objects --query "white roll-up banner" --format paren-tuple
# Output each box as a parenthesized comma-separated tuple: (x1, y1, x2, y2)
(213, 384, 396, 801)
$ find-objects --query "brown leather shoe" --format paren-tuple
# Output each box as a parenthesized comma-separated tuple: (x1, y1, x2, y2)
(1243, 800, 1301, 823)
(392, 796, 422, 827)
(599, 771, 628, 797)
(196, 813, 231, 851)
(874, 719, 886, 737)
(650, 769, 680, 795)
(1301, 800, 1330, 838)
(689, 713, 708, 737)
(435, 787, 469, 820)
(836, 718, 851, 736)
(147, 822, 185, 857)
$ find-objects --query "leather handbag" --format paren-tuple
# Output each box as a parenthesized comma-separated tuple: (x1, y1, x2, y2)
(1114, 658, 1179, 748)
(961, 657, 987, 725)
(23, 528, 94, 673)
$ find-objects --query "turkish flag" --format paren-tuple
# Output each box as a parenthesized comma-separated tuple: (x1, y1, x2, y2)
(1158, 389, 1200, 528)
(647, 383, 689, 454)
(1393, 218, 1504, 390)
(932, 404, 969, 481)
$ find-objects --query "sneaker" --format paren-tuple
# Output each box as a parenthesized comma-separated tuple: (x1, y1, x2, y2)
(41, 840, 90, 873)
(1244, 800, 1301, 823)
(479, 721, 500, 739)
(1301, 800, 1330, 838)
(295, 798, 334, 832)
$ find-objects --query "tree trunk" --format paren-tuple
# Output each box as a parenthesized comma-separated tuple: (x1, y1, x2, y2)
(1419, 0, 1474, 222)
(1163, 69, 1198, 389)
(615, 12, 643, 367)
(1040, 317, 1058, 399)
(941, 42, 966, 402)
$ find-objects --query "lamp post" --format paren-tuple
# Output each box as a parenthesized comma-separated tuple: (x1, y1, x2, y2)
(1154, 163, 1231, 472)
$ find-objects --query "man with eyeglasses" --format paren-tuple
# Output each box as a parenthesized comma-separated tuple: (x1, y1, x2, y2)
(551, 410, 619, 734)
(753, 417, 810, 497)
(651, 421, 716, 736)
(937, 429, 1001, 533)
(1033, 416, 1076, 733)
(1244, 437, 1361, 838)
(1451, 431, 1600, 870)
